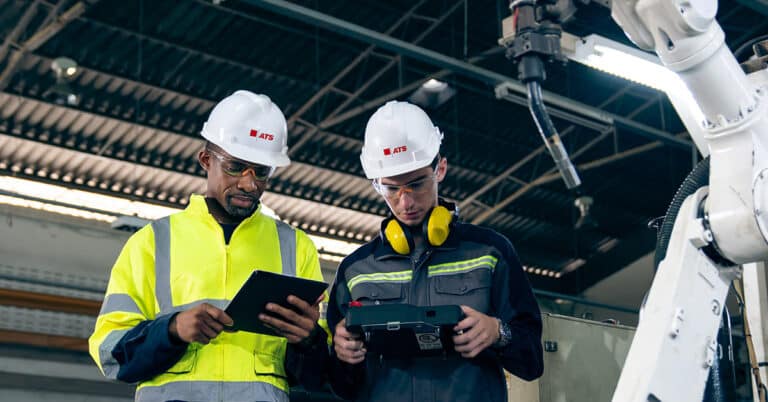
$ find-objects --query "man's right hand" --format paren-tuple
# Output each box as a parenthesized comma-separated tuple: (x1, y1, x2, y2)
(334, 319, 366, 364)
(169, 303, 234, 344)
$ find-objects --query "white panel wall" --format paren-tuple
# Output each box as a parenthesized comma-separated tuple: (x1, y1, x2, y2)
(0, 205, 130, 280)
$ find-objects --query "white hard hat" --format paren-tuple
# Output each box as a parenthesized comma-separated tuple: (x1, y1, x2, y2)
(360, 101, 443, 179)
(201, 90, 290, 167)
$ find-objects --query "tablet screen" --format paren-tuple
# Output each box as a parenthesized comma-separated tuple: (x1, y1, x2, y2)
(225, 270, 328, 335)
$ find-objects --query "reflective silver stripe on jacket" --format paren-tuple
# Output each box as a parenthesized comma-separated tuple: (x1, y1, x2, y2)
(152, 216, 172, 313)
(98, 328, 131, 379)
(96, 291, 143, 379)
(276, 220, 296, 277)
(136, 380, 289, 402)
(98, 293, 142, 316)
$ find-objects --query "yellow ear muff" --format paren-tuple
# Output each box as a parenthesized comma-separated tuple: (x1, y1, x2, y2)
(384, 218, 411, 255)
(427, 205, 453, 247)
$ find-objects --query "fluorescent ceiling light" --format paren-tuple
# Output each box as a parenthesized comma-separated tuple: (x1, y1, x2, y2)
(0, 175, 360, 259)
(563, 33, 703, 104)
(0, 194, 115, 222)
(562, 33, 706, 148)
(565, 33, 676, 92)
(316, 251, 345, 263)
(0, 175, 283, 221)
(308, 235, 361, 258)
(0, 175, 178, 220)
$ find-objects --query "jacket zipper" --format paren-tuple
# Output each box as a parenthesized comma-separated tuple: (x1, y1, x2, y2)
(222, 240, 229, 402)
(411, 248, 433, 402)
(412, 249, 433, 306)
(221, 222, 232, 402)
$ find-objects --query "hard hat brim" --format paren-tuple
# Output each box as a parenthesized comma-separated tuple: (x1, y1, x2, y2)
(201, 131, 291, 167)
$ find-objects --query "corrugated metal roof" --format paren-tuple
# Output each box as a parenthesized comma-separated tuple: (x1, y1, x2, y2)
(1, 0, 761, 293)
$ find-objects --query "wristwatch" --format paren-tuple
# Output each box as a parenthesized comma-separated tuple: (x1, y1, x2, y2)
(493, 318, 512, 348)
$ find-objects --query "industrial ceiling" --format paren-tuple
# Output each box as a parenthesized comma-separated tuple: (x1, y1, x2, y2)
(1, 0, 765, 295)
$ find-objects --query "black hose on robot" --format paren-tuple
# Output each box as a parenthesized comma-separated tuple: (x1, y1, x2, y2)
(703, 308, 739, 402)
(652, 156, 710, 270)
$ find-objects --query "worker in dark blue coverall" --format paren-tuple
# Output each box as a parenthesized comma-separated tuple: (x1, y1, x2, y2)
(326, 101, 544, 402)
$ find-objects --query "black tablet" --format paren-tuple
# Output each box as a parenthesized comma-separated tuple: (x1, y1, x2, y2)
(224, 270, 328, 336)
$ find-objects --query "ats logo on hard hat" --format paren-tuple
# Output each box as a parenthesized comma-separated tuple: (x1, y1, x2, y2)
(383, 145, 407, 156)
(249, 129, 274, 141)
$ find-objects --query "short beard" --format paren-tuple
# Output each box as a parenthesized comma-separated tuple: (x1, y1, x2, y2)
(224, 196, 259, 218)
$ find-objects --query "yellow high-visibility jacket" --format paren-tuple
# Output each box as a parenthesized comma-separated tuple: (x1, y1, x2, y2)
(89, 195, 327, 402)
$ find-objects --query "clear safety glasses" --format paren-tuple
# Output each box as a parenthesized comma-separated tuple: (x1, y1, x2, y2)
(208, 150, 275, 181)
(372, 159, 441, 199)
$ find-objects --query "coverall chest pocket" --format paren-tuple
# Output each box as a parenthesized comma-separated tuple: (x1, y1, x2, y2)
(254, 336, 288, 378)
(166, 345, 198, 374)
(431, 268, 492, 313)
(349, 282, 404, 306)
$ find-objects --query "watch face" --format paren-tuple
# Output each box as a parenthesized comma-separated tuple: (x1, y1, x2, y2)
(499, 322, 512, 345)
(494, 319, 511, 348)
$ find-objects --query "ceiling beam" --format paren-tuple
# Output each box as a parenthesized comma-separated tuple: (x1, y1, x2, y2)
(286, 0, 428, 128)
(315, 1, 465, 125)
(0, 1, 90, 90)
(470, 127, 614, 225)
(242, 0, 692, 150)
(459, 83, 634, 210)
(288, 0, 464, 156)
(0, 0, 43, 63)
(470, 90, 670, 225)
(25, 51, 216, 110)
(79, 17, 315, 94)
(1, 90, 493, 221)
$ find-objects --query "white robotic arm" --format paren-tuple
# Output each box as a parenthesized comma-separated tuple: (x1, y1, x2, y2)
(611, 1, 768, 262)
(501, 0, 768, 399)
(607, 1, 768, 401)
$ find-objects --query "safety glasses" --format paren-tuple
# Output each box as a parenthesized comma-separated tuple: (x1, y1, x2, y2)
(208, 150, 275, 181)
(373, 170, 438, 199)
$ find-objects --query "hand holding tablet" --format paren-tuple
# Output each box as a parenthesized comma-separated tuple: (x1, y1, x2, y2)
(225, 270, 327, 338)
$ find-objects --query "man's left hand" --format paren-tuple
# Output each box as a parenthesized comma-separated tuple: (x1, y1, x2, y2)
(259, 294, 324, 344)
(452, 305, 500, 358)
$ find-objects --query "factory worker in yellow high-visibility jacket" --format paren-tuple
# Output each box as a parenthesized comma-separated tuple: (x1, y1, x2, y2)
(89, 90, 329, 402)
